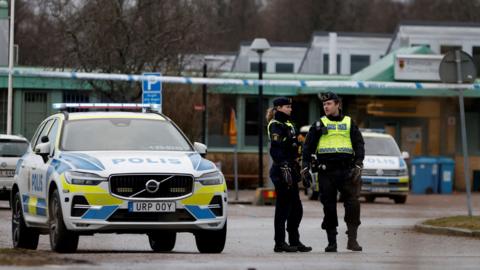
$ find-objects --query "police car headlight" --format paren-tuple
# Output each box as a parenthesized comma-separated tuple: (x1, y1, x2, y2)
(196, 171, 223, 185)
(65, 171, 107, 185)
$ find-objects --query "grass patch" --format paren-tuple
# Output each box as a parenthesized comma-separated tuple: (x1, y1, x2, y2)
(423, 216, 480, 230)
(0, 248, 90, 266)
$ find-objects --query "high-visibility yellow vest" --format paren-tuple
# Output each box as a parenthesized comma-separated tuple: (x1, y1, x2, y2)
(267, 119, 295, 142)
(316, 116, 353, 154)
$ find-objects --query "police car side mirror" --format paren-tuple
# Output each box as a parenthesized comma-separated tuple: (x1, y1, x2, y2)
(401, 151, 410, 160)
(193, 142, 207, 157)
(35, 142, 51, 163)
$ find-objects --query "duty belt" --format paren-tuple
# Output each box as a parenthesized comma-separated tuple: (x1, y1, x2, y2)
(316, 160, 351, 171)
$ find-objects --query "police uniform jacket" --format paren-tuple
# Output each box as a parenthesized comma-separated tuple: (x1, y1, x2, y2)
(302, 113, 364, 167)
(268, 111, 300, 166)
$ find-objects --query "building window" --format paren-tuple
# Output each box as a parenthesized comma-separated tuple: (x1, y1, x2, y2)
(275, 63, 294, 73)
(350, 55, 370, 74)
(472, 47, 480, 77)
(250, 62, 266, 72)
(245, 97, 268, 146)
(323, 54, 341, 74)
(440, 45, 462, 55)
(207, 94, 237, 148)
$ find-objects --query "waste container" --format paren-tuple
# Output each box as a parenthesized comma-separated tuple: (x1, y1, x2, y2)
(411, 157, 438, 194)
(436, 157, 454, 194)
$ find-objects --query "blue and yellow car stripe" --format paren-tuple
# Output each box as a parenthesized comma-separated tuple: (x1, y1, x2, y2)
(22, 195, 47, 216)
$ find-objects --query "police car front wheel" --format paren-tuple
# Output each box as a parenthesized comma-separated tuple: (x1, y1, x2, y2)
(195, 221, 227, 253)
(49, 189, 79, 253)
(11, 191, 39, 250)
(148, 231, 176, 252)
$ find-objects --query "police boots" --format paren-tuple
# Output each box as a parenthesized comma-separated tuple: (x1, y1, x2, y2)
(324, 229, 337, 252)
(274, 242, 297, 253)
(346, 225, 363, 251)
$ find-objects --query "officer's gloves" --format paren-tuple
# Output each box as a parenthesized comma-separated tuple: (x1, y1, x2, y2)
(280, 163, 293, 186)
(350, 163, 363, 184)
(301, 166, 313, 188)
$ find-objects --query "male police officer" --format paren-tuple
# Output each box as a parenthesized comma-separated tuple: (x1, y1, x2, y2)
(301, 92, 364, 252)
(267, 97, 312, 253)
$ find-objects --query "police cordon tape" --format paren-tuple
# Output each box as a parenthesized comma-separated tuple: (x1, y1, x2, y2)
(0, 68, 479, 90)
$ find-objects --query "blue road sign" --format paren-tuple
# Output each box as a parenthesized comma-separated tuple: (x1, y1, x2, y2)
(142, 73, 162, 110)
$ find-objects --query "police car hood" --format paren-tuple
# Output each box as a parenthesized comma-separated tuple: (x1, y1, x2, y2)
(57, 151, 216, 177)
(363, 155, 406, 170)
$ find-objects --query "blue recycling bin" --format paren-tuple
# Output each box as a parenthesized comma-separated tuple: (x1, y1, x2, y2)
(411, 157, 438, 194)
(436, 157, 454, 194)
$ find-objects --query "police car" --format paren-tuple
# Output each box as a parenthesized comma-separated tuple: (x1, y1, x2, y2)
(304, 129, 409, 204)
(360, 131, 410, 204)
(0, 134, 28, 201)
(11, 104, 227, 253)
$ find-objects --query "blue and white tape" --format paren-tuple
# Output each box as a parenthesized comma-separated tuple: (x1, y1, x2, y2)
(0, 68, 477, 90)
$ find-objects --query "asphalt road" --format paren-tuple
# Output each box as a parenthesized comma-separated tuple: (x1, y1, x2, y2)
(0, 193, 479, 270)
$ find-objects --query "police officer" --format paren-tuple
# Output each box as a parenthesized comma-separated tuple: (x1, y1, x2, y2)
(267, 97, 312, 253)
(301, 92, 364, 252)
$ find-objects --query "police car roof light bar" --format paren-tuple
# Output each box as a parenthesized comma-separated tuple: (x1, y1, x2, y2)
(52, 103, 160, 111)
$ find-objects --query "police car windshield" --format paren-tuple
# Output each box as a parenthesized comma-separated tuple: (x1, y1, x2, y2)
(364, 136, 401, 156)
(61, 119, 192, 151)
(0, 139, 29, 157)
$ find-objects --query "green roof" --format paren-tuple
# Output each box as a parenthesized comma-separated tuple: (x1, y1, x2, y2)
(351, 46, 434, 81)
(0, 67, 93, 90)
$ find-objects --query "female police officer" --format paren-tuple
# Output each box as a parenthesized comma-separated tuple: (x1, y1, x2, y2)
(302, 92, 364, 252)
(266, 97, 312, 253)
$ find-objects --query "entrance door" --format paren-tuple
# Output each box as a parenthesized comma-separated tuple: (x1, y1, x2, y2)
(23, 92, 48, 140)
(400, 126, 423, 156)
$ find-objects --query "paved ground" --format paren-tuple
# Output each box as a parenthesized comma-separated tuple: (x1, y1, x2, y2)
(0, 192, 479, 269)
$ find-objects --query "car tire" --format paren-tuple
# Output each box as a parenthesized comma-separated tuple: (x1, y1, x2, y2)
(393, 195, 407, 204)
(364, 195, 375, 203)
(11, 191, 39, 250)
(49, 189, 79, 253)
(148, 231, 176, 252)
(195, 221, 227, 253)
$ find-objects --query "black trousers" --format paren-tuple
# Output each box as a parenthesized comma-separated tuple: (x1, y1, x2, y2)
(270, 165, 303, 245)
(318, 168, 361, 231)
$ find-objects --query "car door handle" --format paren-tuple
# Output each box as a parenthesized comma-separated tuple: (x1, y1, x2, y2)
(21, 165, 25, 168)
(31, 167, 37, 170)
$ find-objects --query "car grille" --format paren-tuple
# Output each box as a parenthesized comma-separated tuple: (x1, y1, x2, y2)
(109, 174, 194, 200)
(362, 169, 406, 177)
(107, 209, 195, 222)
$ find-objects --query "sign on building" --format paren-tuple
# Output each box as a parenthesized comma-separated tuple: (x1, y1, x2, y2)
(394, 54, 443, 82)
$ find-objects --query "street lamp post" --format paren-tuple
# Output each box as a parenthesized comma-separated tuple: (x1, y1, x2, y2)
(202, 62, 208, 145)
(250, 38, 270, 188)
(7, 0, 15, 135)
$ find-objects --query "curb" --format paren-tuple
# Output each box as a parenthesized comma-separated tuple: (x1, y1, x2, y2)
(414, 223, 480, 238)
(228, 200, 252, 205)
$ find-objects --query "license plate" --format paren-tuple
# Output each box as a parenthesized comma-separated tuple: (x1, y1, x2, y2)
(128, 201, 176, 213)
(371, 187, 390, 193)
(0, 170, 15, 177)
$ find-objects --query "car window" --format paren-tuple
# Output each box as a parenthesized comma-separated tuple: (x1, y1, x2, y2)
(364, 136, 401, 156)
(30, 121, 48, 150)
(47, 119, 60, 147)
(33, 119, 54, 149)
(0, 139, 29, 157)
(61, 118, 192, 151)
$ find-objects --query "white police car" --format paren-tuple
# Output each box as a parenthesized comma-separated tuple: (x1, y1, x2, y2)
(361, 131, 409, 204)
(11, 104, 227, 253)
(0, 134, 28, 201)
(304, 129, 409, 204)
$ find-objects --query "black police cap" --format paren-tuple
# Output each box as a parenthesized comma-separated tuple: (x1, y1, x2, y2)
(273, 97, 292, 107)
(320, 91, 339, 102)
